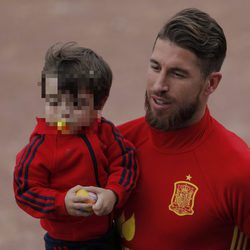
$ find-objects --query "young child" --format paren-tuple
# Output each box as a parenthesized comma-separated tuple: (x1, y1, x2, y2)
(13, 42, 138, 250)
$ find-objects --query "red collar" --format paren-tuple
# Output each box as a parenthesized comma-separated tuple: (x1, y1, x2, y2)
(148, 108, 214, 153)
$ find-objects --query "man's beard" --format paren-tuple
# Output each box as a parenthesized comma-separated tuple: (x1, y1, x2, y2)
(145, 92, 200, 131)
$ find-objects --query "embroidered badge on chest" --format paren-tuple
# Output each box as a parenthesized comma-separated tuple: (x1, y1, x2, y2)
(169, 175, 198, 216)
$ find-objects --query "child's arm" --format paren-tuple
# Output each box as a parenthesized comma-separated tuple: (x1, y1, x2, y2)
(14, 135, 68, 219)
(99, 118, 139, 209)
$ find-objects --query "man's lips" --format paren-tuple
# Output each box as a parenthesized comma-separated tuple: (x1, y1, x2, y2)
(150, 95, 172, 110)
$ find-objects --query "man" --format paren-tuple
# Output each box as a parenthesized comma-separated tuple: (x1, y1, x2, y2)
(117, 8, 250, 250)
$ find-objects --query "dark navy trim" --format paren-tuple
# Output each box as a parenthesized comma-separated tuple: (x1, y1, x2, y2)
(128, 148, 138, 192)
(27, 190, 55, 201)
(100, 118, 138, 191)
(23, 135, 45, 191)
(17, 135, 41, 191)
(19, 195, 54, 207)
(122, 147, 133, 187)
(16, 198, 55, 213)
(101, 118, 128, 185)
(126, 148, 137, 192)
(80, 134, 101, 187)
(16, 134, 55, 212)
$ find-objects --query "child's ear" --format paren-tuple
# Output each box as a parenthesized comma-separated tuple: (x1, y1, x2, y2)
(203, 72, 222, 96)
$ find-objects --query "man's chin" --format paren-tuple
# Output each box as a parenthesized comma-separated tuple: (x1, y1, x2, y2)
(146, 112, 168, 130)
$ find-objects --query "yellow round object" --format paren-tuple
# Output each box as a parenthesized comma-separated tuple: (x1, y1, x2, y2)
(76, 189, 96, 205)
(76, 188, 89, 197)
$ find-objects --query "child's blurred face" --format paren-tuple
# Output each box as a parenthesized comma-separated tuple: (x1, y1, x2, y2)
(44, 79, 97, 132)
(45, 91, 95, 125)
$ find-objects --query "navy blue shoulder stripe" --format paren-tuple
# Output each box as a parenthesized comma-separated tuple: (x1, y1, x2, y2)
(101, 118, 124, 139)
(23, 135, 46, 192)
(101, 118, 131, 188)
(16, 134, 55, 213)
(17, 135, 42, 191)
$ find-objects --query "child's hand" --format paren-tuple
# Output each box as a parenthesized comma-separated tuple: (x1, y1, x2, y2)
(65, 185, 94, 217)
(84, 186, 117, 216)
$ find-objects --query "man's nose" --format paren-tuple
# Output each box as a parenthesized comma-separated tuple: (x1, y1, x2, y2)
(152, 73, 169, 93)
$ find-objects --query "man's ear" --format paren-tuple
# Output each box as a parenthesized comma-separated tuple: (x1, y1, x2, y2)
(203, 72, 222, 96)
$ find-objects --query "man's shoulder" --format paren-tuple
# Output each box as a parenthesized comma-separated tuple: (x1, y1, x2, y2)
(206, 117, 250, 173)
(211, 118, 249, 153)
(118, 117, 148, 145)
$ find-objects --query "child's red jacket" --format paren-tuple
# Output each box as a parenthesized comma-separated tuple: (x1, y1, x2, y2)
(14, 117, 138, 241)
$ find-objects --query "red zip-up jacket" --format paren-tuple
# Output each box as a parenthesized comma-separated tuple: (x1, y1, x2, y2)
(14, 117, 138, 241)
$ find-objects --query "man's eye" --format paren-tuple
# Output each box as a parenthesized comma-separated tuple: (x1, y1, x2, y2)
(171, 71, 185, 78)
(174, 72, 183, 77)
(150, 64, 160, 71)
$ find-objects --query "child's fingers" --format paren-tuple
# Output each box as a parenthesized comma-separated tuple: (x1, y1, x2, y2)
(70, 185, 84, 193)
(73, 195, 91, 203)
(84, 186, 102, 194)
(92, 197, 104, 215)
(73, 208, 93, 217)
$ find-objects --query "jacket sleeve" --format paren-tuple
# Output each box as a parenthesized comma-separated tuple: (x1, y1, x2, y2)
(13, 134, 68, 219)
(100, 118, 139, 208)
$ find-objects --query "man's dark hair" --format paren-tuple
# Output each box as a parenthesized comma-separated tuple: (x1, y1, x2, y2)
(42, 42, 113, 109)
(154, 8, 227, 77)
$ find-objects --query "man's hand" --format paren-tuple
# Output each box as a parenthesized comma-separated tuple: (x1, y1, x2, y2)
(65, 185, 94, 217)
(84, 186, 117, 216)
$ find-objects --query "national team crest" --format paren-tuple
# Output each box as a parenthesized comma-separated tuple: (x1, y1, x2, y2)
(169, 175, 198, 216)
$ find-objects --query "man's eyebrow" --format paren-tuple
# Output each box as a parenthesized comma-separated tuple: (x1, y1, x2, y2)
(149, 58, 159, 64)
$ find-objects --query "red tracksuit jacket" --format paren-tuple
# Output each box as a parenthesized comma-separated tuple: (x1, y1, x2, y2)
(118, 109, 250, 250)
(14, 117, 138, 241)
